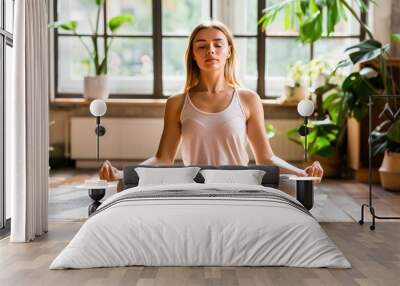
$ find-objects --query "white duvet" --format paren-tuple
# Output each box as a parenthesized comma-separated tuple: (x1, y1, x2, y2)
(50, 183, 351, 269)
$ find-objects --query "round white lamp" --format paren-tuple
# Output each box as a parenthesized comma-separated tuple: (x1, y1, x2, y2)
(297, 99, 314, 117)
(90, 99, 107, 117)
(297, 99, 315, 162)
(89, 99, 107, 161)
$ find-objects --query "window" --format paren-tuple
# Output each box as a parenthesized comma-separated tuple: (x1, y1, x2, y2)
(53, 0, 364, 99)
(1, 0, 14, 231)
(263, 0, 362, 96)
(56, 0, 153, 96)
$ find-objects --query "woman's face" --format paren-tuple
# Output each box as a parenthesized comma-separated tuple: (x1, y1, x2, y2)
(192, 28, 231, 72)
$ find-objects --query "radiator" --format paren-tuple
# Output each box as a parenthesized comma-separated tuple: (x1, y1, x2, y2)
(70, 117, 304, 163)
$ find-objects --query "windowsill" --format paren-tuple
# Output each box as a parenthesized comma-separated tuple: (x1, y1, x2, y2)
(50, 97, 298, 107)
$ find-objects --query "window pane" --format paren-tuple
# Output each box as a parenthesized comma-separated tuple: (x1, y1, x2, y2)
(265, 38, 310, 96)
(264, 0, 360, 36)
(162, 0, 210, 34)
(214, 0, 257, 35)
(57, 0, 104, 34)
(108, 38, 153, 94)
(235, 38, 257, 91)
(107, 0, 152, 35)
(5, 0, 14, 33)
(314, 38, 359, 63)
(163, 38, 187, 95)
(263, 0, 298, 36)
(330, 4, 361, 36)
(58, 36, 104, 93)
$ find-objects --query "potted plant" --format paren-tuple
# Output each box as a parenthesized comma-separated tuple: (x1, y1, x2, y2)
(49, 0, 133, 100)
(282, 61, 308, 103)
(371, 119, 400, 191)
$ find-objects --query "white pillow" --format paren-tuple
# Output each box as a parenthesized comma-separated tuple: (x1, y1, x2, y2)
(200, 169, 266, 185)
(135, 167, 201, 186)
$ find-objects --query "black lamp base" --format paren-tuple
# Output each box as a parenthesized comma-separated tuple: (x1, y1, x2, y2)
(296, 180, 314, 210)
(88, 188, 106, 216)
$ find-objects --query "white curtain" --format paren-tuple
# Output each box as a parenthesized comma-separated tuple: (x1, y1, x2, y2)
(6, 0, 49, 242)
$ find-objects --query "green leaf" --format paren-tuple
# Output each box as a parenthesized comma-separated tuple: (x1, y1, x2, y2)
(299, 9, 323, 43)
(108, 15, 134, 32)
(387, 120, 400, 144)
(96, 0, 105, 6)
(326, 0, 342, 35)
(392, 33, 400, 43)
(48, 20, 78, 32)
(348, 45, 389, 65)
(284, 2, 295, 30)
(315, 145, 334, 157)
(345, 39, 382, 52)
(341, 72, 376, 121)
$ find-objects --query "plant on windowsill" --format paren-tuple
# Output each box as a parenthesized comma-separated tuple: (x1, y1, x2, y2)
(49, 0, 133, 100)
(282, 61, 308, 103)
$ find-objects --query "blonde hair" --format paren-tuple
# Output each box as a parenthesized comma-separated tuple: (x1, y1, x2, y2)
(183, 20, 240, 92)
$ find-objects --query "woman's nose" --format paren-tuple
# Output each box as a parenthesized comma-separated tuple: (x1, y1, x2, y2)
(206, 46, 215, 55)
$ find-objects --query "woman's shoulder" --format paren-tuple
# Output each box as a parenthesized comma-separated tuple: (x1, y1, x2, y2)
(236, 88, 262, 118)
(236, 87, 260, 101)
(165, 93, 186, 117)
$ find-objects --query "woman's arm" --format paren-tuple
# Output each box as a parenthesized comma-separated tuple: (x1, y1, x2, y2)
(241, 89, 323, 179)
(99, 94, 184, 180)
(141, 94, 183, 165)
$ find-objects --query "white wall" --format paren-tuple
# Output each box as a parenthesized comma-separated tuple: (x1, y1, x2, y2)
(371, 0, 392, 44)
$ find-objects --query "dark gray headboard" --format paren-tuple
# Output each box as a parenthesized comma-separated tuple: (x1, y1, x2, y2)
(123, 165, 280, 189)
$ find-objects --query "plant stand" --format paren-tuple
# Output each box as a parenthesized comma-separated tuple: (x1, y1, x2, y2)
(359, 95, 400, 230)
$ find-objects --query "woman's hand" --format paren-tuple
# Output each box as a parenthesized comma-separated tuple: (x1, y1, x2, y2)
(303, 161, 324, 183)
(99, 160, 122, 181)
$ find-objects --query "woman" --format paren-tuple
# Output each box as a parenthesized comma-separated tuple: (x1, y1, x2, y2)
(99, 20, 323, 182)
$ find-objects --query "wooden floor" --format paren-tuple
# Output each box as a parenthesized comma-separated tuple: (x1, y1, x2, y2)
(1, 222, 400, 286)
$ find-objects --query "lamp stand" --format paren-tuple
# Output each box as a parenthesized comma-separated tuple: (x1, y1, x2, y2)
(88, 116, 107, 216)
(94, 116, 106, 161)
(303, 116, 308, 162)
(296, 115, 314, 210)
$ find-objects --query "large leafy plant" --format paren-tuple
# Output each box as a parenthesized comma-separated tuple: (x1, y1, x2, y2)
(260, 0, 400, 160)
(258, 0, 372, 43)
(49, 0, 133, 75)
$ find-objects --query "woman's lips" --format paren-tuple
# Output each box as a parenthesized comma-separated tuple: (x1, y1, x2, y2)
(205, 59, 218, 63)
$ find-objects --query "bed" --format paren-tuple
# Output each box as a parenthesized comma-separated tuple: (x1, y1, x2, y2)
(50, 165, 350, 269)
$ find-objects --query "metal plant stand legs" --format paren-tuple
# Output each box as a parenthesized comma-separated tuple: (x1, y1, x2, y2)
(359, 95, 400, 230)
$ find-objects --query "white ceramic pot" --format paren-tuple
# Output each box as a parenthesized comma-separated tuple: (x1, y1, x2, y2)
(379, 151, 400, 191)
(84, 75, 109, 100)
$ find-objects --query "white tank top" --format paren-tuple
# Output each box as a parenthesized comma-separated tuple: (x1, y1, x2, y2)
(180, 88, 249, 166)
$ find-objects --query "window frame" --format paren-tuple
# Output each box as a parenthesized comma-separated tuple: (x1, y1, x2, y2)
(1, 0, 14, 233)
(53, 0, 366, 99)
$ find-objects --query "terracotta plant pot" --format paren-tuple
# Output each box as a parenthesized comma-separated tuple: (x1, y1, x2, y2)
(84, 75, 109, 100)
(282, 85, 308, 103)
(379, 151, 400, 191)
